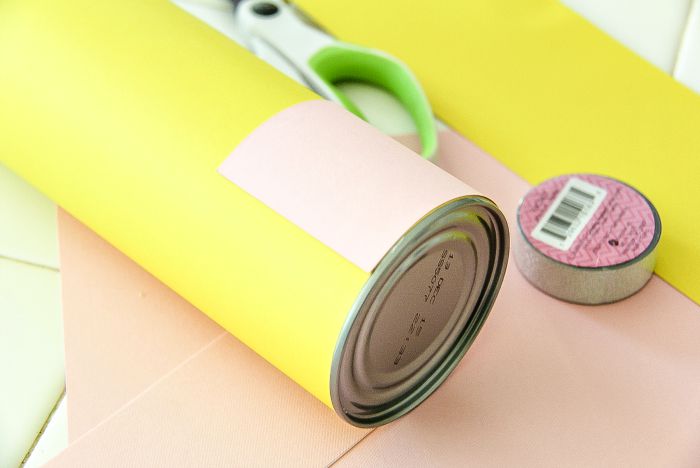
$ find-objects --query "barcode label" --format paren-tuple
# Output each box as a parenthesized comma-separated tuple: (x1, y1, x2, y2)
(531, 178, 607, 251)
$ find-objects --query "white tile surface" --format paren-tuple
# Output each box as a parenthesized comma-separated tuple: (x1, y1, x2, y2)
(23, 395, 68, 468)
(561, 0, 692, 73)
(0, 164, 59, 270)
(0, 258, 64, 468)
(675, 0, 700, 93)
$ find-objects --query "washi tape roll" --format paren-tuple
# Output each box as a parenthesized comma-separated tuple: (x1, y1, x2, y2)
(515, 174, 661, 305)
(0, 0, 508, 426)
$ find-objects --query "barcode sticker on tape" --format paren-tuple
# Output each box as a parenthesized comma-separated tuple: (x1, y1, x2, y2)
(531, 178, 607, 251)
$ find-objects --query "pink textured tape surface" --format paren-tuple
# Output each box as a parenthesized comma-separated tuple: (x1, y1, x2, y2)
(519, 174, 657, 268)
(218, 100, 477, 272)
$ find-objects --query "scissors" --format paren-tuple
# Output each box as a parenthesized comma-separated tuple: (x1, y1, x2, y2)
(232, 0, 438, 159)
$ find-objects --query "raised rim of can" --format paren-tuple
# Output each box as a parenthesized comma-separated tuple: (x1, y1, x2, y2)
(329, 195, 509, 427)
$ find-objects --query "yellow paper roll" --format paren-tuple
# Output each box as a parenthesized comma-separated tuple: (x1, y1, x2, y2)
(0, 0, 508, 426)
(297, 0, 700, 305)
(0, 0, 343, 406)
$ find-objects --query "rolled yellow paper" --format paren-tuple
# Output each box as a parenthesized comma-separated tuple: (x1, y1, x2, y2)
(0, 0, 508, 426)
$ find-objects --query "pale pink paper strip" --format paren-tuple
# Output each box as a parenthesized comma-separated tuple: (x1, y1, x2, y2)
(218, 100, 477, 272)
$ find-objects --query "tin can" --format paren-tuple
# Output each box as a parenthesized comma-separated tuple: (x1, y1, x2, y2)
(332, 196, 508, 425)
(0, 0, 508, 426)
(216, 98, 510, 426)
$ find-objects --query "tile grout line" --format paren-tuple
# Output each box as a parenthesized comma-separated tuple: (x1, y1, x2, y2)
(0, 253, 59, 273)
(19, 388, 66, 467)
(671, 0, 697, 76)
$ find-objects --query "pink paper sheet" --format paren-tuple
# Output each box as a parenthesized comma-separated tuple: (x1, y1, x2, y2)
(55, 210, 370, 465)
(58, 211, 222, 439)
(51, 332, 370, 466)
(53, 131, 700, 466)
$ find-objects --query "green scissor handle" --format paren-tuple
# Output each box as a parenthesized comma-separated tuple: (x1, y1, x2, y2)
(309, 45, 437, 160)
(236, 0, 438, 159)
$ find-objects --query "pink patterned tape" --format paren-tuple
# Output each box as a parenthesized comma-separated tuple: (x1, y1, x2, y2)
(519, 174, 657, 268)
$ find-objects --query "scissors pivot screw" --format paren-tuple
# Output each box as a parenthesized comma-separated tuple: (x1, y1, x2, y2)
(252, 2, 279, 17)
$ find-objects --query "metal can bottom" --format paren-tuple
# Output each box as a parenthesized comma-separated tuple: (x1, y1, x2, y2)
(330, 196, 509, 427)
